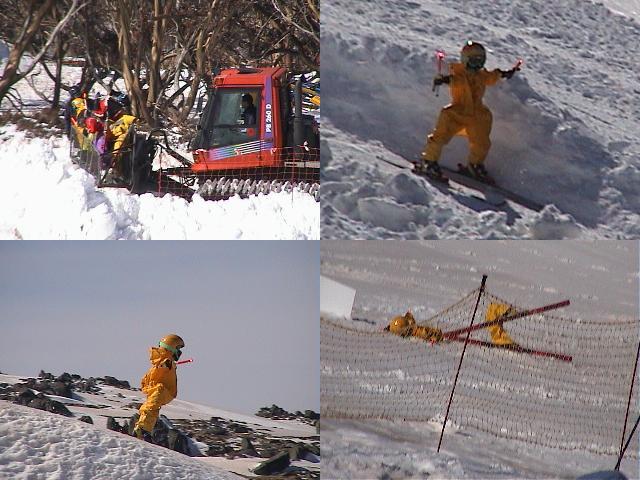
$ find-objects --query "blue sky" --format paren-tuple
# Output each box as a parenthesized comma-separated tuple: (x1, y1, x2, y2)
(0, 241, 319, 414)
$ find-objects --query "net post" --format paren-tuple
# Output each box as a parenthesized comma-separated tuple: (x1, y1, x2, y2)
(437, 274, 487, 453)
(616, 338, 640, 469)
(615, 414, 640, 471)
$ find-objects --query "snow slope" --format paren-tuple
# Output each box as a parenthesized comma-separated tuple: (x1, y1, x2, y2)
(0, 400, 241, 480)
(321, 0, 640, 239)
(320, 241, 639, 479)
(0, 373, 318, 478)
(0, 126, 319, 239)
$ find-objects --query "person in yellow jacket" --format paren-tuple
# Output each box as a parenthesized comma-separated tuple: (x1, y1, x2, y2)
(104, 92, 136, 178)
(419, 41, 520, 182)
(133, 334, 185, 440)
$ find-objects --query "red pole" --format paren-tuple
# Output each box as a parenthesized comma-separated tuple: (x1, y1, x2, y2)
(437, 274, 487, 453)
(449, 337, 572, 363)
(176, 358, 193, 365)
(441, 299, 570, 339)
(617, 338, 640, 466)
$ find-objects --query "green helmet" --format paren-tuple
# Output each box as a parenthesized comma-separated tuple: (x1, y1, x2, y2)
(461, 41, 486, 70)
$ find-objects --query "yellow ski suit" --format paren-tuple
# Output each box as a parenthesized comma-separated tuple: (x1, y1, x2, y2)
(485, 302, 516, 346)
(134, 347, 178, 433)
(423, 63, 502, 165)
(108, 114, 136, 154)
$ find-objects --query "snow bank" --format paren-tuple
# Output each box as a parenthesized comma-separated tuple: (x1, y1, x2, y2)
(0, 400, 241, 480)
(0, 127, 319, 239)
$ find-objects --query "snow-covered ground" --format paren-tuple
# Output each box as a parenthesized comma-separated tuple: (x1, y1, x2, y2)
(0, 373, 318, 479)
(320, 241, 639, 479)
(0, 126, 319, 239)
(321, 0, 640, 239)
(0, 400, 241, 480)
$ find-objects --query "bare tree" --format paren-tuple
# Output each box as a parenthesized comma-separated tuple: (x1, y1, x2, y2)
(0, 0, 85, 104)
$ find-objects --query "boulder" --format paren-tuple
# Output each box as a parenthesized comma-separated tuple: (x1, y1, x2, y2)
(28, 393, 73, 417)
(51, 381, 73, 398)
(253, 451, 290, 475)
(239, 437, 258, 457)
(79, 416, 93, 424)
(101, 376, 131, 389)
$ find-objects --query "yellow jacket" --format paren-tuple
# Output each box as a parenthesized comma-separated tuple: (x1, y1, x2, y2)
(108, 114, 136, 154)
(447, 63, 502, 116)
(140, 346, 177, 400)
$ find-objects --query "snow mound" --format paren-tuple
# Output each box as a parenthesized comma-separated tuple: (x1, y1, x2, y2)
(0, 400, 241, 480)
(0, 127, 319, 239)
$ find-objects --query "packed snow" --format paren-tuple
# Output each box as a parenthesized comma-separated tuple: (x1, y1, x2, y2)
(321, 0, 640, 239)
(320, 241, 639, 479)
(0, 400, 242, 480)
(0, 126, 319, 239)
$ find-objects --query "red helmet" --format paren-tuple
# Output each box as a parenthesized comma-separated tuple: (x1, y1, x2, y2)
(461, 41, 486, 70)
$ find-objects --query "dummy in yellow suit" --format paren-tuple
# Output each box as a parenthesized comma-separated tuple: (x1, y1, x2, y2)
(423, 62, 502, 166)
(134, 334, 184, 436)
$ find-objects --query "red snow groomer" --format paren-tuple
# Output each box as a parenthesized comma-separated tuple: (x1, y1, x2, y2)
(149, 66, 320, 200)
(69, 67, 320, 201)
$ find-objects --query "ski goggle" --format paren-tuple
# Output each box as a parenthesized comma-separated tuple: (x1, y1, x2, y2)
(159, 341, 183, 361)
(466, 55, 485, 70)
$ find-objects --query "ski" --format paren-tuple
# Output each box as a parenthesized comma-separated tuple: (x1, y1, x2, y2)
(412, 164, 450, 186)
(441, 164, 545, 212)
(441, 299, 570, 339)
(448, 336, 572, 362)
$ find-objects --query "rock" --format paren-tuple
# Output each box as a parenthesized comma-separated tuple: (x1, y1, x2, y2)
(56, 373, 73, 384)
(206, 443, 230, 456)
(146, 415, 191, 455)
(106, 416, 124, 432)
(255, 404, 294, 420)
(38, 370, 54, 380)
(228, 422, 249, 433)
(28, 393, 73, 417)
(306, 443, 320, 456)
(79, 416, 93, 424)
(289, 445, 320, 463)
(288, 445, 305, 461)
(253, 451, 290, 475)
(207, 424, 227, 435)
(15, 387, 36, 405)
(304, 410, 320, 420)
(167, 428, 189, 455)
(239, 437, 258, 457)
(51, 381, 73, 398)
(101, 376, 131, 389)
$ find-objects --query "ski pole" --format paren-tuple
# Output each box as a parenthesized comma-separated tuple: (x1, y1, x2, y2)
(433, 49, 446, 96)
(176, 358, 194, 365)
